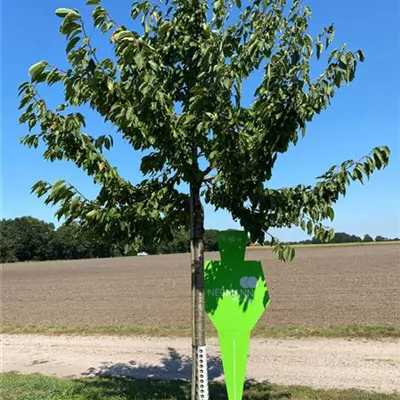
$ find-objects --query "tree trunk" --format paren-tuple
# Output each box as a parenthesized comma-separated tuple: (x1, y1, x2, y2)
(190, 181, 208, 400)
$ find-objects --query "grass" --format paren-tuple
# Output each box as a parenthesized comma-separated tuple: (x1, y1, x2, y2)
(252, 324, 400, 339)
(1, 373, 398, 400)
(2, 323, 400, 339)
(247, 241, 399, 250)
(1, 324, 191, 337)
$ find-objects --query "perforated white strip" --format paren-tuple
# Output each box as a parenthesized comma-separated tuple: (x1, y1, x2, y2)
(196, 345, 209, 400)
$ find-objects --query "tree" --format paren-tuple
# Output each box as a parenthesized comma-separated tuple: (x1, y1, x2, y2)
(333, 232, 362, 243)
(18, 1, 390, 397)
(53, 222, 86, 259)
(375, 235, 388, 242)
(363, 234, 374, 243)
(52, 221, 113, 259)
(0, 217, 55, 261)
(204, 229, 219, 251)
(311, 231, 362, 244)
(144, 227, 190, 254)
(0, 232, 17, 263)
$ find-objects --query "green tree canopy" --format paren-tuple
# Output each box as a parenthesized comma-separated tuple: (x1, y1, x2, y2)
(375, 235, 389, 242)
(204, 229, 219, 252)
(311, 231, 362, 244)
(18, 0, 390, 256)
(52, 221, 113, 259)
(0, 217, 55, 261)
(363, 234, 374, 243)
(0, 242, 18, 263)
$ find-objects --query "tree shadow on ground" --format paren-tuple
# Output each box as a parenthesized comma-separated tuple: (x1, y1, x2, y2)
(77, 348, 291, 399)
(82, 347, 223, 380)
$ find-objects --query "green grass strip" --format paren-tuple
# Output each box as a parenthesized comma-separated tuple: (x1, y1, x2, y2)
(1, 372, 398, 400)
(2, 323, 400, 339)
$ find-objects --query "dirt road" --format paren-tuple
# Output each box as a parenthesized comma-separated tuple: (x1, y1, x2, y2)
(2, 335, 399, 394)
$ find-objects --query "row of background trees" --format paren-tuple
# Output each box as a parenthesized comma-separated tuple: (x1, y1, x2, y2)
(0, 216, 219, 263)
(0, 216, 398, 263)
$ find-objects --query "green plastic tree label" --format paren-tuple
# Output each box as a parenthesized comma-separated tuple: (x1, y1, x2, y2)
(205, 230, 270, 400)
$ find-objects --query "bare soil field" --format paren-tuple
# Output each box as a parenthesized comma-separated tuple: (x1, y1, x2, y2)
(2, 244, 399, 329)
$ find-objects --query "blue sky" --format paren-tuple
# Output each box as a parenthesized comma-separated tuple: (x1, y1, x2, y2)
(1, 0, 399, 241)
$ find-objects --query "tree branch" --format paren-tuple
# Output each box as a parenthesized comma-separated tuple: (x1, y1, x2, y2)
(202, 166, 213, 177)
(66, 181, 91, 203)
(204, 175, 216, 183)
(80, 18, 101, 65)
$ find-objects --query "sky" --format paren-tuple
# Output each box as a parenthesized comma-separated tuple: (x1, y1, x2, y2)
(1, 0, 399, 242)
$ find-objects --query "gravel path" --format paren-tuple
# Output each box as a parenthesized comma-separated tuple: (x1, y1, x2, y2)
(2, 335, 399, 394)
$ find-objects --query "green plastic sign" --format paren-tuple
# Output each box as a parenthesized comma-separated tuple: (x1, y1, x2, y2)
(205, 231, 270, 400)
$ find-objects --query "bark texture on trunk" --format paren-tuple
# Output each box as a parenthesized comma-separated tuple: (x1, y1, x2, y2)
(190, 181, 207, 400)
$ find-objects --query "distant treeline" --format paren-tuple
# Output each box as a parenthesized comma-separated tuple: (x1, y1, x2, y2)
(0, 216, 398, 263)
(0, 216, 218, 263)
(270, 232, 399, 246)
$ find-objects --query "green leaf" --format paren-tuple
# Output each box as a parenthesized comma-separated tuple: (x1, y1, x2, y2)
(334, 71, 342, 88)
(316, 42, 323, 59)
(326, 206, 335, 221)
(262, 0, 270, 12)
(148, 60, 159, 71)
(93, 7, 107, 28)
(107, 79, 114, 92)
(209, 150, 218, 160)
(86, 0, 100, 4)
(158, 20, 170, 34)
(86, 210, 99, 218)
(18, 82, 30, 96)
(134, 53, 145, 69)
(363, 161, 371, 178)
(28, 61, 49, 78)
(114, 31, 134, 41)
(222, 77, 230, 89)
(355, 50, 365, 62)
(102, 21, 114, 33)
(66, 37, 80, 53)
(288, 247, 295, 261)
(291, 51, 300, 65)
(56, 104, 68, 111)
(126, 107, 134, 121)
(28, 119, 38, 131)
(55, 8, 80, 19)
(282, 246, 290, 261)
(338, 55, 347, 70)
(281, 246, 295, 262)
(304, 34, 313, 53)
(306, 220, 313, 235)
(373, 150, 383, 169)
(328, 49, 338, 63)
(352, 166, 364, 183)
(52, 180, 66, 190)
(60, 21, 81, 36)
(382, 146, 390, 160)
